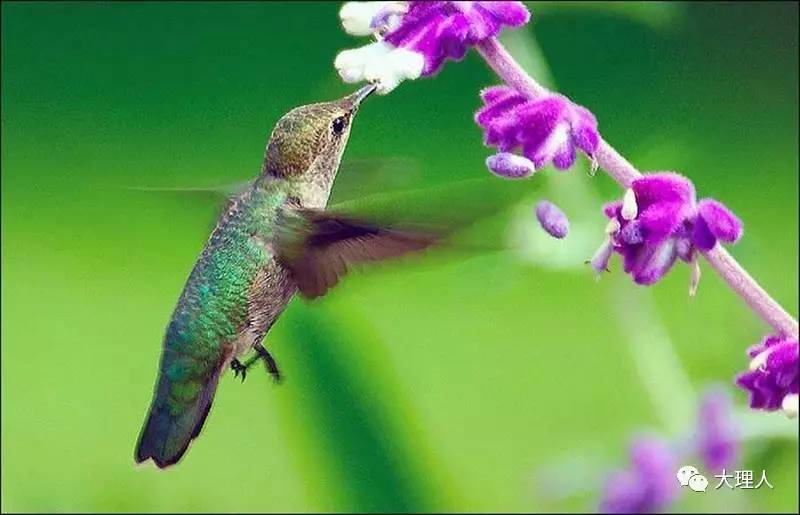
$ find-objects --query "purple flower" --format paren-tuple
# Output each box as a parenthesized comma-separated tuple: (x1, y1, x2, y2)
(385, 1, 530, 75)
(696, 388, 738, 472)
(475, 85, 600, 171)
(485, 151, 536, 179)
(535, 200, 569, 239)
(735, 334, 799, 417)
(335, 2, 530, 93)
(592, 172, 743, 288)
(599, 437, 679, 514)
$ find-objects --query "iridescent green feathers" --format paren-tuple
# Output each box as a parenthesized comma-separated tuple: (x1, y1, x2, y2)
(135, 84, 444, 469)
(136, 185, 287, 468)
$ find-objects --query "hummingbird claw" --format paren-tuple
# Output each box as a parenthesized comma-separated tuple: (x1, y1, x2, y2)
(253, 343, 282, 384)
(230, 346, 281, 384)
(230, 358, 248, 382)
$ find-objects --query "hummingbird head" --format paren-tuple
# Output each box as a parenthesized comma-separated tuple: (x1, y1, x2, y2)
(261, 84, 377, 184)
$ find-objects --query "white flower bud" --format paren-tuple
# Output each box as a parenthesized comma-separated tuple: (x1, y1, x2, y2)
(339, 2, 389, 36)
(334, 41, 423, 94)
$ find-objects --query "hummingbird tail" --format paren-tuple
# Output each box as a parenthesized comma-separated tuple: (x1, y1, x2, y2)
(134, 364, 224, 469)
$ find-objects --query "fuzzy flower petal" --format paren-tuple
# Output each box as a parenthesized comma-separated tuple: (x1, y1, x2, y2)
(335, 2, 529, 92)
(334, 41, 424, 94)
(624, 238, 679, 285)
(736, 334, 799, 416)
(485, 152, 535, 179)
(631, 172, 695, 210)
(535, 200, 569, 239)
(599, 437, 679, 514)
(476, 86, 600, 171)
(696, 388, 738, 473)
(693, 198, 743, 250)
(340, 2, 407, 36)
(385, 1, 530, 75)
(594, 172, 743, 287)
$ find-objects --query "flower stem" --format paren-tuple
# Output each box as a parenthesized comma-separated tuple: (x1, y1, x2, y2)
(702, 245, 799, 337)
(476, 37, 799, 339)
(475, 36, 549, 97)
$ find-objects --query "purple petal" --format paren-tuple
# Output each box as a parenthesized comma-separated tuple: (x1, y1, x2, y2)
(631, 173, 696, 211)
(475, 89, 600, 172)
(516, 98, 565, 146)
(626, 239, 679, 285)
(569, 105, 600, 154)
(475, 91, 526, 128)
(458, 3, 497, 41)
(535, 200, 569, 238)
(619, 220, 644, 245)
(551, 141, 577, 170)
(476, 1, 531, 27)
(696, 388, 738, 472)
(479, 85, 519, 104)
(637, 202, 685, 244)
(735, 335, 799, 413)
(603, 201, 623, 219)
(589, 238, 614, 276)
(629, 438, 679, 508)
(697, 198, 743, 244)
(675, 235, 694, 262)
(600, 437, 678, 514)
(599, 470, 643, 514)
(691, 214, 717, 251)
(385, 1, 531, 76)
(767, 341, 799, 371)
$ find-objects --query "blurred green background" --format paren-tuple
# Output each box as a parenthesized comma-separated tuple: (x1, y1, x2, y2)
(2, 1, 797, 512)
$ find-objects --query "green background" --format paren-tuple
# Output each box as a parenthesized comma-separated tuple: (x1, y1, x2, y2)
(2, 1, 797, 512)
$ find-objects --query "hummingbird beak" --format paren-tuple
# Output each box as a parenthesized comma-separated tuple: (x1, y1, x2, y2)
(345, 83, 378, 111)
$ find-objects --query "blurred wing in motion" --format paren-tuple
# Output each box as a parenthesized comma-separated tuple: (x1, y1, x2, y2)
(123, 179, 254, 202)
(277, 175, 544, 299)
(330, 156, 423, 204)
(276, 209, 440, 299)
(123, 180, 255, 232)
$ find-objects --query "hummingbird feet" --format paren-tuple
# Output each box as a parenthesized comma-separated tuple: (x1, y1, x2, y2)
(253, 342, 282, 384)
(231, 359, 248, 382)
(230, 343, 282, 384)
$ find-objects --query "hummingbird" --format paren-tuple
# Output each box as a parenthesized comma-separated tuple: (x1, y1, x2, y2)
(135, 84, 438, 468)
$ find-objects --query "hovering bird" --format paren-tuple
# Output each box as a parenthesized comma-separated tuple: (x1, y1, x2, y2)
(135, 84, 439, 468)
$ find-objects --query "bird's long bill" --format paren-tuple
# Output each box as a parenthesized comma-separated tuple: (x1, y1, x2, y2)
(344, 83, 377, 110)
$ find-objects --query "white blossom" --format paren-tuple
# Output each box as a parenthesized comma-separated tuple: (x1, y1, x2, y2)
(334, 41, 424, 94)
(339, 1, 408, 36)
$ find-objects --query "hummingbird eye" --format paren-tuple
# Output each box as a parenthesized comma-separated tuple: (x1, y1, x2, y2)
(331, 116, 347, 136)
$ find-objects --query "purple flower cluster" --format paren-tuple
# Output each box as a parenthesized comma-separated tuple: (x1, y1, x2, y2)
(696, 388, 738, 472)
(335, 1, 530, 94)
(599, 437, 678, 514)
(475, 86, 600, 172)
(335, 1, 798, 427)
(592, 173, 743, 287)
(385, 1, 530, 76)
(736, 334, 799, 417)
(599, 388, 739, 513)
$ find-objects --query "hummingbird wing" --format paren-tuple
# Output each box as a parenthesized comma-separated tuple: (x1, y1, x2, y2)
(276, 208, 440, 299)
